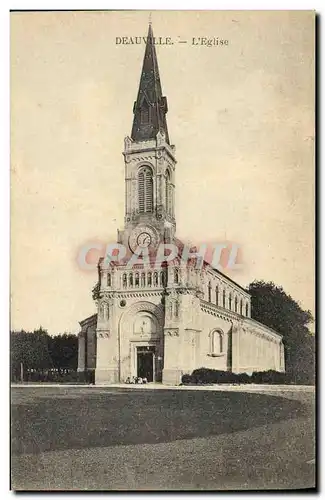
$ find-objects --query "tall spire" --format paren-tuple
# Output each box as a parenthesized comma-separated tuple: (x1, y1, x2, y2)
(131, 24, 170, 144)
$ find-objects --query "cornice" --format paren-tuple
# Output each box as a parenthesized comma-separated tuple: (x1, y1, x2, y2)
(242, 317, 283, 342)
(200, 300, 238, 323)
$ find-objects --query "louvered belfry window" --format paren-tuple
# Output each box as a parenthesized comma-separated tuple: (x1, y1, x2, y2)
(138, 167, 153, 213)
(165, 170, 170, 214)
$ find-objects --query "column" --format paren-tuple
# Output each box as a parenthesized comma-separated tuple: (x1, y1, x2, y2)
(162, 329, 182, 385)
(231, 324, 241, 373)
(77, 333, 85, 372)
(95, 298, 119, 384)
(280, 342, 285, 372)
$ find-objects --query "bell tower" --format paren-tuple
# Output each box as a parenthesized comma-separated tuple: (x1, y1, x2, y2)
(118, 23, 177, 253)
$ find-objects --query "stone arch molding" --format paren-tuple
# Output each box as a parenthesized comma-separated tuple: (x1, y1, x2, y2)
(119, 301, 165, 336)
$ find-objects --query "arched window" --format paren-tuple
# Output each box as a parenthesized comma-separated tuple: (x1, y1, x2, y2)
(154, 271, 158, 286)
(229, 293, 232, 310)
(129, 273, 133, 287)
(235, 296, 238, 313)
(174, 268, 179, 284)
(222, 289, 226, 308)
(138, 166, 153, 213)
(210, 330, 224, 355)
(122, 273, 127, 288)
(208, 281, 212, 302)
(246, 303, 249, 317)
(160, 271, 165, 286)
(215, 286, 219, 305)
(240, 299, 243, 315)
(147, 272, 152, 286)
(135, 272, 139, 287)
(141, 272, 145, 287)
(219, 333, 224, 353)
(107, 273, 111, 287)
(165, 169, 171, 215)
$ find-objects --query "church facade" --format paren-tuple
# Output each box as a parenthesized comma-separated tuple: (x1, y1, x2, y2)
(77, 24, 285, 385)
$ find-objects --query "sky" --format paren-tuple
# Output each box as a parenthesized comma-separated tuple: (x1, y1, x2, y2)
(10, 10, 315, 335)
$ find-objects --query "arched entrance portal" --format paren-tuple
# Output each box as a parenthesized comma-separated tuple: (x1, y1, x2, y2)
(134, 312, 158, 382)
(119, 301, 164, 382)
(136, 345, 156, 381)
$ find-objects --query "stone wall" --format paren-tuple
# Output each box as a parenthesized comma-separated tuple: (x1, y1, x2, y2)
(232, 319, 284, 374)
(95, 292, 165, 384)
(78, 314, 97, 374)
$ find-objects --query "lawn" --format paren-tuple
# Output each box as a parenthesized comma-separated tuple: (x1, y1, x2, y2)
(11, 386, 312, 456)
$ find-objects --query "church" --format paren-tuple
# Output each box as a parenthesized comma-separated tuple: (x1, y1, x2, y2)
(77, 24, 285, 385)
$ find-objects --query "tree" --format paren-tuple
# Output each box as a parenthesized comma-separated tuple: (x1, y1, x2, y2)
(11, 328, 78, 380)
(11, 326, 53, 380)
(48, 334, 78, 371)
(247, 280, 315, 384)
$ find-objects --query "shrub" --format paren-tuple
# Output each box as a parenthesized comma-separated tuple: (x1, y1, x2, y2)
(181, 374, 194, 385)
(236, 372, 252, 384)
(251, 370, 287, 385)
(191, 368, 240, 385)
(188, 368, 287, 385)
